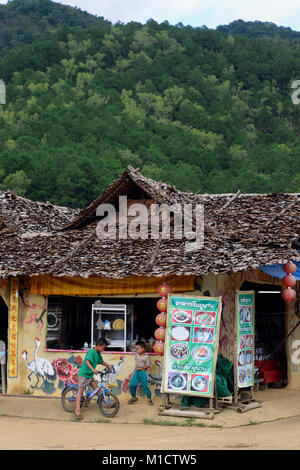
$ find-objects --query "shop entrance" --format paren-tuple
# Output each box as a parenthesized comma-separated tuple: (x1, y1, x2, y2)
(0, 296, 8, 393)
(241, 281, 287, 388)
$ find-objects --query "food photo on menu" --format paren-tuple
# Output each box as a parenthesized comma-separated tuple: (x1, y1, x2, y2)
(190, 374, 210, 393)
(239, 368, 246, 384)
(171, 325, 191, 342)
(170, 343, 190, 360)
(246, 335, 253, 348)
(193, 327, 214, 344)
(239, 305, 252, 323)
(168, 372, 188, 391)
(194, 311, 216, 326)
(238, 350, 245, 366)
(246, 350, 252, 364)
(191, 345, 213, 363)
(171, 309, 193, 324)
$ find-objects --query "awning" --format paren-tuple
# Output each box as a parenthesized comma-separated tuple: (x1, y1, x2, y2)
(259, 261, 300, 281)
(29, 274, 195, 296)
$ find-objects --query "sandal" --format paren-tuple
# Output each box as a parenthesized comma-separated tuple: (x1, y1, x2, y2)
(148, 399, 153, 406)
(128, 397, 138, 405)
(73, 410, 83, 420)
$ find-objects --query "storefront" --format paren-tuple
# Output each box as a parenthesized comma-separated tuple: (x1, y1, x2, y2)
(2, 274, 197, 398)
(1, 266, 299, 401)
(0, 168, 299, 410)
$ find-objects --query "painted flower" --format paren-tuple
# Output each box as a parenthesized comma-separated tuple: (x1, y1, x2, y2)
(121, 373, 133, 394)
(52, 358, 79, 385)
(74, 356, 83, 366)
(121, 372, 142, 395)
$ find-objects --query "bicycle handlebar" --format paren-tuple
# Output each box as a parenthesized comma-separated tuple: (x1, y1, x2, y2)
(97, 368, 115, 377)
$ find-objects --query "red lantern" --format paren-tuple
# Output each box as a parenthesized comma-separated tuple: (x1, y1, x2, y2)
(157, 298, 167, 312)
(154, 327, 166, 341)
(153, 341, 164, 355)
(283, 262, 297, 274)
(158, 283, 173, 298)
(282, 274, 297, 288)
(156, 312, 167, 327)
(282, 288, 296, 303)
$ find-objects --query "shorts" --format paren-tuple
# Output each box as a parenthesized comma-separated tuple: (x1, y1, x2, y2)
(78, 376, 95, 388)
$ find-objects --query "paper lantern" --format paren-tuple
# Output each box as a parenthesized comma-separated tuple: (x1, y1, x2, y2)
(156, 312, 167, 327)
(283, 262, 297, 274)
(157, 298, 168, 312)
(283, 274, 296, 288)
(154, 326, 166, 341)
(153, 341, 164, 355)
(282, 288, 296, 303)
(158, 283, 173, 298)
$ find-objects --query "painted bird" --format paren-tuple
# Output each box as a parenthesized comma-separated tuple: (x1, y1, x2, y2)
(33, 337, 57, 383)
(21, 350, 41, 389)
(148, 360, 162, 386)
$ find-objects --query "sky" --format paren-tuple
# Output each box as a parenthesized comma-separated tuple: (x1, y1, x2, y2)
(0, 0, 300, 31)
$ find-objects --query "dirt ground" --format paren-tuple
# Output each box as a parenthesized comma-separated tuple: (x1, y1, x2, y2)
(1, 388, 300, 449)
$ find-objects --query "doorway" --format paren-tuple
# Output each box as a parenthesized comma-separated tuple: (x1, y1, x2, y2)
(241, 281, 287, 387)
(0, 296, 8, 394)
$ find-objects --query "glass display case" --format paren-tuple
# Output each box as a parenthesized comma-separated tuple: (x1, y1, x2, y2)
(91, 302, 134, 351)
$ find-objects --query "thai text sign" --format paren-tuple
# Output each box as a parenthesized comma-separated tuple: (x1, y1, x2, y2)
(162, 294, 222, 397)
(236, 291, 255, 389)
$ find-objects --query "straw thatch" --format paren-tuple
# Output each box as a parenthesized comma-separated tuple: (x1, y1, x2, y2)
(0, 168, 299, 278)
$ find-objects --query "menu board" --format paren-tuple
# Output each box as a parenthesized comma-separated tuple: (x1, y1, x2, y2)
(162, 294, 222, 397)
(235, 291, 255, 389)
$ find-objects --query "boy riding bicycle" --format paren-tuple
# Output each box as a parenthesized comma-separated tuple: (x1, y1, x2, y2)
(74, 338, 113, 420)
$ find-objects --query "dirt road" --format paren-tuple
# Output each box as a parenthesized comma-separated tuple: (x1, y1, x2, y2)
(1, 414, 300, 450)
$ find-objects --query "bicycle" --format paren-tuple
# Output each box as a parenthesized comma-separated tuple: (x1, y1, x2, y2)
(61, 370, 120, 418)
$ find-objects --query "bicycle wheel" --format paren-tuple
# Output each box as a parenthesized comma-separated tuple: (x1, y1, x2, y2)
(61, 386, 81, 413)
(98, 391, 120, 417)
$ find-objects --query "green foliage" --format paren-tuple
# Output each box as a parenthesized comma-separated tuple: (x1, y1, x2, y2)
(0, 3, 300, 207)
(1, 170, 31, 196)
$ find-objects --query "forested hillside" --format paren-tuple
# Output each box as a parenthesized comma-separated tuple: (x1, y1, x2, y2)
(0, 0, 108, 56)
(0, 0, 300, 207)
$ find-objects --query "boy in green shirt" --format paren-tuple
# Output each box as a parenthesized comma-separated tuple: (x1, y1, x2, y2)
(74, 338, 113, 420)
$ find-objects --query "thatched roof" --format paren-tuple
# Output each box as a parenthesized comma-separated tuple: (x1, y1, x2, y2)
(0, 168, 299, 279)
(0, 190, 78, 234)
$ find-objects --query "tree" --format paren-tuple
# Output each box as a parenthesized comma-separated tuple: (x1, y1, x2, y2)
(1, 170, 31, 196)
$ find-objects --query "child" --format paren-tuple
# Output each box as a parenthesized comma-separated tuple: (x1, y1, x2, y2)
(74, 338, 113, 420)
(128, 340, 153, 406)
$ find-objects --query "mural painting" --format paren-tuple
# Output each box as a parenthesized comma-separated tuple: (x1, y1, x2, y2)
(21, 337, 57, 393)
(22, 294, 47, 333)
(20, 337, 163, 398)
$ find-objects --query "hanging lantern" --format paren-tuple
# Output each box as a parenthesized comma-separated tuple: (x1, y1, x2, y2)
(156, 312, 167, 327)
(282, 274, 297, 288)
(283, 262, 297, 274)
(153, 341, 164, 355)
(157, 297, 168, 312)
(154, 326, 166, 341)
(158, 283, 173, 298)
(282, 287, 296, 303)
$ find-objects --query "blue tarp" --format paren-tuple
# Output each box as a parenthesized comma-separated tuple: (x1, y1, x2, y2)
(259, 261, 300, 281)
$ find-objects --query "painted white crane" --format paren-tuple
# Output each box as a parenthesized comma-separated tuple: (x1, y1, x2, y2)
(148, 360, 162, 386)
(102, 356, 125, 384)
(21, 350, 41, 389)
(33, 337, 57, 383)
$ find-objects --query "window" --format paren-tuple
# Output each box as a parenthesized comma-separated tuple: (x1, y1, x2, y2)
(46, 296, 158, 351)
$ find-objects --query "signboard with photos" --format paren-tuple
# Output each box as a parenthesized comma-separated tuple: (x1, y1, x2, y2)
(162, 294, 222, 397)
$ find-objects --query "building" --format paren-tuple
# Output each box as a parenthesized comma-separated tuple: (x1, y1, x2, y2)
(0, 168, 299, 399)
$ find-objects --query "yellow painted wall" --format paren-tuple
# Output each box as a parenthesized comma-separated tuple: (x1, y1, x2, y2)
(4, 279, 163, 398)
(2, 271, 300, 397)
